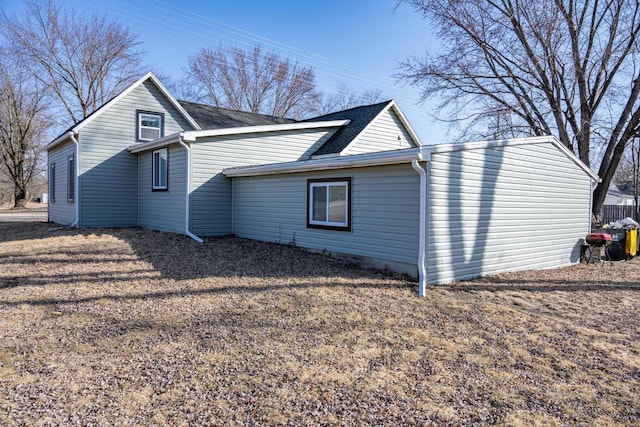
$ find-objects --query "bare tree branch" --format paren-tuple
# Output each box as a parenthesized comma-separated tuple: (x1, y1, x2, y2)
(1, 0, 143, 124)
(184, 44, 320, 119)
(398, 0, 640, 215)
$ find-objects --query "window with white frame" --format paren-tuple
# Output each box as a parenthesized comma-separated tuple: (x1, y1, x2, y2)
(152, 148, 168, 190)
(67, 154, 75, 202)
(307, 178, 351, 231)
(49, 163, 56, 203)
(137, 111, 163, 141)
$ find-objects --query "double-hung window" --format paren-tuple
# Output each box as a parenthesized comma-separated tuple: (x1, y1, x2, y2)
(307, 178, 351, 231)
(67, 155, 75, 202)
(137, 111, 163, 141)
(152, 148, 168, 190)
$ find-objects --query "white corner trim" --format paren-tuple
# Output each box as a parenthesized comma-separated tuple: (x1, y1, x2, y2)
(181, 120, 350, 141)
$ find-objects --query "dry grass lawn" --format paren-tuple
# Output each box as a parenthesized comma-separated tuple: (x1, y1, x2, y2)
(0, 222, 638, 426)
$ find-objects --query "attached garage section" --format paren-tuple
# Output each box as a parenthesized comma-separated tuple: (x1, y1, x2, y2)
(225, 136, 598, 290)
(425, 140, 595, 285)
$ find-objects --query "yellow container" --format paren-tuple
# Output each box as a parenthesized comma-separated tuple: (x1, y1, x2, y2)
(625, 228, 638, 257)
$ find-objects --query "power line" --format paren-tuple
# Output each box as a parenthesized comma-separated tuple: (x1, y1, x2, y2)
(64, 0, 438, 139)
(69, 0, 421, 99)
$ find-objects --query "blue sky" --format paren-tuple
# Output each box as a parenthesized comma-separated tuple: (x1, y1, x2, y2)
(1, 0, 450, 143)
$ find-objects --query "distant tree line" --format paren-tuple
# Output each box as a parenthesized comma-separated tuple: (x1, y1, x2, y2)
(0, 0, 383, 208)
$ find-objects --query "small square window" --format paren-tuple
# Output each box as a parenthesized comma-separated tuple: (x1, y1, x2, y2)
(152, 148, 168, 190)
(137, 111, 164, 141)
(307, 178, 351, 231)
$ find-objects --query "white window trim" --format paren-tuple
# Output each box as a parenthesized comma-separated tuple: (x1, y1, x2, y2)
(152, 148, 168, 190)
(138, 111, 163, 142)
(307, 179, 351, 230)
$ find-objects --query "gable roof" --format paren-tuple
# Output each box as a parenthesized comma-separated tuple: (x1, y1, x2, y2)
(47, 72, 200, 150)
(306, 100, 422, 156)
(179, 101, 294, 129)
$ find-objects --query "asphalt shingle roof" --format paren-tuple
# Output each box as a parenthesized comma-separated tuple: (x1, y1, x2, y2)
(304, 100, 393, 156)
(179, 101, 294, 129)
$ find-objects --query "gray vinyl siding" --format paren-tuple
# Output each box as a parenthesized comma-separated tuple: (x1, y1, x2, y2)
(426, 142, 592, 285)
(190, 129, 336, 236)
(78, 80, 194, 227)
(232, 164, 420, 269)
(344, 108, 417, 155)
(47, 140, 76, 225)
(138, 144, 187, 233)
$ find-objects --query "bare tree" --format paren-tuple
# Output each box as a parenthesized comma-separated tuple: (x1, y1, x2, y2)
(399, 0, 640, 216)
(2, 0, 143, 124)
(0, 56, 49, 208)
(185, 45, 320, 119)
(312, 83, 385, 115)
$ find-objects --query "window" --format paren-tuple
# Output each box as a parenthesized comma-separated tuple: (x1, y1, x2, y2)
(307, 178, 351, 231)
(67, 155, 75, 202)
(152, 148, 168, 190)
(137, 111, 164, 141)
(49, 163, 55, 203)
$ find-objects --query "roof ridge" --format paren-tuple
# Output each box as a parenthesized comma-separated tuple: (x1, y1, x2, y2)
(307, 99, 393, 121)
(177, 100, 293, 121)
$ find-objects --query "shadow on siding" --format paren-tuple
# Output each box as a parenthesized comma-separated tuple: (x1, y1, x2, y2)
(429, 147, 504, 284)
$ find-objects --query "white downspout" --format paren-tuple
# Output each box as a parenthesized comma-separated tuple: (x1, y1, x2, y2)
(177, 133, 204, 243)
(68, 132, 80, 228)
(411, 155, 427, 297)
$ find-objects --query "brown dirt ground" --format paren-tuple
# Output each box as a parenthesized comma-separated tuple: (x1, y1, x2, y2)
(0, 223, 638, 426)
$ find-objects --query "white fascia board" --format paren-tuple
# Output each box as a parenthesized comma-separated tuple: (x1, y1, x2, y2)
(223, 147, 421, 177)
(310, 153, 342, 160)
(389, 101, 423, 147)
(128, 132, 182, 153)
(48, 72, 199, 152)
(422, 135, 600, 182)
(71, 72, 200, 133)
(341, 100, 424, 156)
(148, 74, 201, 130)
(181, 120, 350, 141)
(47, 132, 73, 150)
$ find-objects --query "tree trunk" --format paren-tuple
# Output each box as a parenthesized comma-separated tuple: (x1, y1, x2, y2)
(14, 184, 26, 208)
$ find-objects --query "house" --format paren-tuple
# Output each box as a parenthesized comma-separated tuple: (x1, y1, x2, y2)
(47, 72, 599, 294)
(604, 182, 636, 206)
